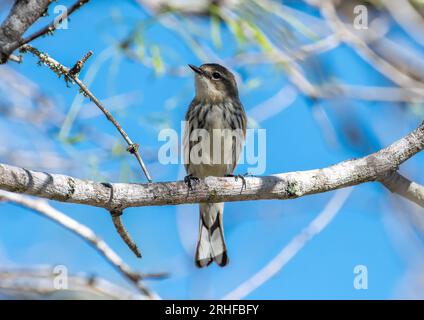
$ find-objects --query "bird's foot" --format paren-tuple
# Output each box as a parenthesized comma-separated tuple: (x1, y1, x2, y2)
(225, 174, 247, 191)
(184, 174, 200, 191)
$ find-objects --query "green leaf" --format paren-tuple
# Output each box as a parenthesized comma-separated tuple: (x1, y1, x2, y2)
(63, 134, 85, 145)
(210, 14, 222, 49)
(150, 45, 164, 75)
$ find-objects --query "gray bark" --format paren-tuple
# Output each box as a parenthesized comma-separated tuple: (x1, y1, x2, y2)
(0, 121, 423, 210)
(0, 0, 51, 63)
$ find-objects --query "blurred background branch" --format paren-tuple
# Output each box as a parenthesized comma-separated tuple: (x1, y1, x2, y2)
(0, 190, 163, 299)
(0, 117, 423, 208)
(0, 266, 147, 299)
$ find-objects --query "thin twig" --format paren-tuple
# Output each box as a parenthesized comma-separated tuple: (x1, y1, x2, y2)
(0, 0, 52, 63)
(20, 44, 152, 182)
(110, 209, 143, 259)
(69, 50, 93, 76)
(1, 120, 423, 209)
(19, 0, 91, 47)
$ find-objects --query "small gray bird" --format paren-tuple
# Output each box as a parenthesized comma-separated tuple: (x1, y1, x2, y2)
(183, 63, 247, 268)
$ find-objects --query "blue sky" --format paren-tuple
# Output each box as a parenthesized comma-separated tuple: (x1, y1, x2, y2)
(0, 0, 423, 299)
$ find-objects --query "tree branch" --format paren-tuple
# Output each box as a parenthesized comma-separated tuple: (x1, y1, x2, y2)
(0, 121, 423, 209)
(20, 44, 152, 183)
(0, 190, 164, 299)
(0, 0, 52, 63)
(380, 172, 424, 208)
(20, 0, 91, 47)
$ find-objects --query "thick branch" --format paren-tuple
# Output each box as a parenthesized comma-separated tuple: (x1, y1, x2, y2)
(0, 121, 423, 209)
(0, 267, 146, 299)
(0, 0, 52, 63)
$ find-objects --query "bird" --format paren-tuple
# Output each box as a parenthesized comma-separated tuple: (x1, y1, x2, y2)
(183, 63, 247, 268)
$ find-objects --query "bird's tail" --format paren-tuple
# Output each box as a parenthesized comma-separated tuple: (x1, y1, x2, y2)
(195, 202, 229, 268)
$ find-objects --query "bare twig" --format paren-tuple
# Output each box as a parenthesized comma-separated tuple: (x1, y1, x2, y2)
(223, 187, 353, 300)
(307, 0, 424, 97)
(110, 209, 143, 258)
(8, 54, 22, 63)
(20, 44, 152, 182)
(20, 0, 91, 47)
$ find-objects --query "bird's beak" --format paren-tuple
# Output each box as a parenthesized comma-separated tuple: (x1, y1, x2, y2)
(188, 64, 203, 75)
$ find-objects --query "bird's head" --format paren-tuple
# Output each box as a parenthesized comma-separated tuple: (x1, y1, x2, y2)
(189, 63, 239, 103)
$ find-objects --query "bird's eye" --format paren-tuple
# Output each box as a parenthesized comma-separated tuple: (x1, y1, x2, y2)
(212, 72, 221, 80)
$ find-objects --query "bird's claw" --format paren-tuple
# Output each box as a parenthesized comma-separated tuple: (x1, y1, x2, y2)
(184, 174, 200, 191)
(225, 174, 247, 192)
